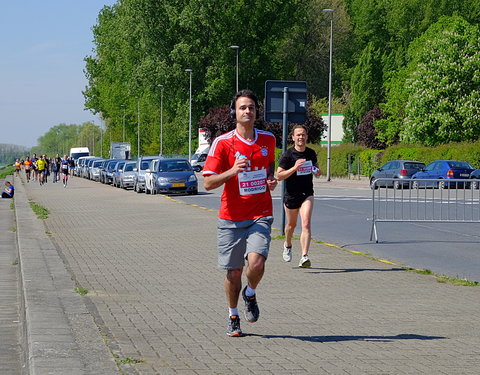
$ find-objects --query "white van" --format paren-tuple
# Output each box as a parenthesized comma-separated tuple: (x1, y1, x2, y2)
(190, 146, 209, 172)
(70, 147, 90, 160)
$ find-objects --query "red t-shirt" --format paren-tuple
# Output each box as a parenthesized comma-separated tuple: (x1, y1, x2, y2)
(203, 128, 276, 221)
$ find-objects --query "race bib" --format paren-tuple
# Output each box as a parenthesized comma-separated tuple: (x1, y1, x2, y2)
(238, 169, 267, 196)
(297, 160, 313, 176)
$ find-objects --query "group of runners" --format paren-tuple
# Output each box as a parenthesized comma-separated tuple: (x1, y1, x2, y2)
(15, 154, 75, 187)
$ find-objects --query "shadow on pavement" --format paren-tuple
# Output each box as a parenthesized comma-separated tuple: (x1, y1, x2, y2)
(248, 333, 447, 343)
(298, 267, 406, 274)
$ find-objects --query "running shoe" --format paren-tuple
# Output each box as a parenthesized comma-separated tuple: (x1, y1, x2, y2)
(283, 243, 292, 262)
(242, 286, 259, 323)
(226, 315, 242, 337)
(299, 255, 311, 268)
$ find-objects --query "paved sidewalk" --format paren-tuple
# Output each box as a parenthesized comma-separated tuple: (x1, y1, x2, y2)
(18, 174, 480, 374)
(13, 175, 118, 375)
(0, 177, 23, 375)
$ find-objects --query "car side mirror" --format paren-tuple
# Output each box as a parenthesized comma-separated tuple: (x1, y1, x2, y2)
(133, 168, 137, 172)
(119, 169, 123, 173)
(146, 169, 151, 173)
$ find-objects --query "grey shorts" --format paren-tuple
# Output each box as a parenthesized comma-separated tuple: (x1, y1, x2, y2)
(217, 216, 274, 270)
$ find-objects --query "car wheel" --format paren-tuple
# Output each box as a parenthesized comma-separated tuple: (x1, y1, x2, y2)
(188, 189, 198, 195)
(439, 180, 446, 189)
(393, 180, 401, 190)
(412, 180, 419, 189)
(471, 180, 479, 190)
(370, 178, 378, 190)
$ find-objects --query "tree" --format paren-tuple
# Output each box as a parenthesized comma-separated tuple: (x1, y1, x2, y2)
(198, 102, 326, 148)
(401, 16, 480, 145)
(356, 105, 386, 149)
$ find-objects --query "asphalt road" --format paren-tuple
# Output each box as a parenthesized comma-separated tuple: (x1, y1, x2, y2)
(179, 176, 480, 282)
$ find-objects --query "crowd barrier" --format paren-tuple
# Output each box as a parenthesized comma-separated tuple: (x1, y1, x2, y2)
(370, 178, 480, 242)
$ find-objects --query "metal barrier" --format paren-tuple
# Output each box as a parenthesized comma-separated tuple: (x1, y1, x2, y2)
(370, 178, 480, 242)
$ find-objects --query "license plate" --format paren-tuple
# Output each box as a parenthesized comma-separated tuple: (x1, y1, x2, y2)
(172, 183, 185, 187)
(460, 174, 469, 177)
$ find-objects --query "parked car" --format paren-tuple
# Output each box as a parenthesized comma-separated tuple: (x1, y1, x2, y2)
(148, 158, 198, 195)
(133, 156, 160, 193)
(144, 159, 161, 194)
(99, 159, 121, 184)
(84, 157, 103, 179)
(370, 160, 425, 189)
(469, 169, 480, 189)
(104, 160, 122, 185)
(112, 160, 126, 187)
(89, 159, 105, 181)
(411, 160, 475, 189)
(118, 161, 137, 189)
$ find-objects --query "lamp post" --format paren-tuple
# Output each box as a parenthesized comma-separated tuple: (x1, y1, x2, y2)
(185, 69, 193, 162)
(121, 104, 126, 142)
(323, 8, 334, 182)
(157, 84, 164, 155)
(230, 45, 239, 92)
(137, 99, 141, 157)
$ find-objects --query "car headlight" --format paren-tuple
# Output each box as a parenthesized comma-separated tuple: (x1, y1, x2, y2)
(188, 175, 197, 182)
(157, 177, 169, 184)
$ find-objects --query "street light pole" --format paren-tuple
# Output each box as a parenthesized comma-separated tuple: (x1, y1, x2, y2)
(157, 84, 164, 155)
(230, 45, 239, 92)
(185, 69, 193, 162)
(137, 99, 141, 157)
(323, 8, 334, 181)
(121, 104, 126, 142)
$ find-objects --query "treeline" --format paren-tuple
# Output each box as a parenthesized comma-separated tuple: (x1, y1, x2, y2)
(84, 0, 480, 154)
(30, 122, 103, 157)
(0, 144, 30, 165)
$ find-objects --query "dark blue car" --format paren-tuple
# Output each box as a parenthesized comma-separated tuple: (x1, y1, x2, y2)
(411, 160, 475, 189)
(150, 158, 198, 195)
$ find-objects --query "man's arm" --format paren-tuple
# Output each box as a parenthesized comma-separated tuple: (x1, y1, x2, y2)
(266, 162, 277, 191)
(276, 159, 306, 181)
(203, 157, 249, 191)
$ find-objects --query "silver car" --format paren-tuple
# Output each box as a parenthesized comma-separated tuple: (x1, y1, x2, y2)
(118, 161, 137, 189)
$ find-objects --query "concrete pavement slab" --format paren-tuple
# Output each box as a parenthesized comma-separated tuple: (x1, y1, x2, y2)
(0, 176, 23, 374)
(18, 173, 480, 374)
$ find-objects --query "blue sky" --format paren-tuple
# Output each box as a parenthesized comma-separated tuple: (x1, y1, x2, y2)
(0, 1, 117, 148)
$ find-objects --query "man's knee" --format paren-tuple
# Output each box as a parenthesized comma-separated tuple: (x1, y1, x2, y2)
(226, 268, 242, 282)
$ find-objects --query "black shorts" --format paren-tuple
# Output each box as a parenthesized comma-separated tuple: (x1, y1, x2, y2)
(283, 192, 312, 210)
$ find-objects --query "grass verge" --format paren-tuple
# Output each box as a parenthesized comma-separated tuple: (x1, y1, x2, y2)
(28, 200, 49, 219)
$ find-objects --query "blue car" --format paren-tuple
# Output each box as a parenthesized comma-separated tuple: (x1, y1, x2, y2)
(150, 158, 198, 195)
(411, 160, 475, 189)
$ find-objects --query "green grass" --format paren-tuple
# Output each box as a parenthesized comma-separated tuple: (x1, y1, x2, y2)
(11, 227, 16, 232)
(0, 166, 14, 179)
(10, 200, 14, 210)
(75, 288, 89, 296)
(28, 200, 49, 220)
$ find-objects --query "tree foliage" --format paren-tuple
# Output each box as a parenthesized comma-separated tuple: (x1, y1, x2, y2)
(198, 102, 326, 148)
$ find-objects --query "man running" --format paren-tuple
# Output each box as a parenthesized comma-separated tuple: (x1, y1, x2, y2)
(36, 155, 47, 186)
(24, 157, 33, 182)
(277, 124, 321, 268)
(61, 155, 69, 187)
(203, 89, 277, 337)
(14, 159, 21, 176)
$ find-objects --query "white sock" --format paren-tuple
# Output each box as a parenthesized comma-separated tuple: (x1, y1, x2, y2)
(245, 285, 256, 297)
(229, 307, 239, 317)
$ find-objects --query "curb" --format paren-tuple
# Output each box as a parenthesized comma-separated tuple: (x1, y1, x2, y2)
(13, 175, 119, 375)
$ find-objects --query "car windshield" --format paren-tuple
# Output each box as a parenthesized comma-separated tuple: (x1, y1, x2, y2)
(124, 163, 135, 172)
(448, 161, 473, 169)
(159, 160, 191, 172)
(140, 161, 151, 170)
(404, 162, 424, 170)
(93, 161, 102, 167)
